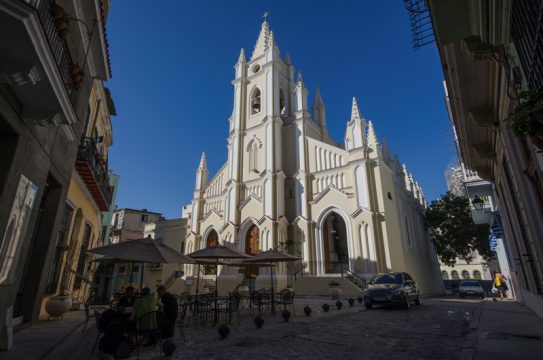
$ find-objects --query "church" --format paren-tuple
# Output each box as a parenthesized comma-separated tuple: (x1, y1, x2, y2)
(183, 18, 443, 295)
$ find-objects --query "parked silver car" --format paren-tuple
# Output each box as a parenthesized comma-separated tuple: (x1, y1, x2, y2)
(458, 280, 485, 299)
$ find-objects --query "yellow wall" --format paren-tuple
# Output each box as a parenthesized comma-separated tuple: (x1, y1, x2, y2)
(40, 174, 102, 318)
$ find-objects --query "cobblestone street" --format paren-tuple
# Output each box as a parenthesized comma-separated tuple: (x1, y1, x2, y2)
(43, 297, 483, 360)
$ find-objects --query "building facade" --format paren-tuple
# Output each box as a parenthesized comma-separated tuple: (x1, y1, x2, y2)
(108, 208, 163, 293)
(40, 79, 117, 315)
(142, 218, 187, 292)
(110, 208, 163, 244)
(427, 0, 543, 317)
(0, 0, 112, 349)
(184, 19, 444, 295)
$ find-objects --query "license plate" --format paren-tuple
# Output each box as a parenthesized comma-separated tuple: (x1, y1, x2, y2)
(374, 296, 386, 302)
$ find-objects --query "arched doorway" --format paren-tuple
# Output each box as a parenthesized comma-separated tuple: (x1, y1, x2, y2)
(245, 224, 259, 277)
(204, 229, 218, 275)
(322, 212, 348, 273)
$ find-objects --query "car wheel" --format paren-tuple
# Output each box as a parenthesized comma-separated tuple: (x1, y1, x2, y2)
(404, 294, 411, 309)
(415, 293, 422, 305)
(365, 303, 372, 310)
(480, 294, 485, 299)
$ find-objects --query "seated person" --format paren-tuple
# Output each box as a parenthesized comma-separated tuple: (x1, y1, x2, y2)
(157, 286, 178, 338)
(118, 286, 136, 310)
(131, 287, 157, 331)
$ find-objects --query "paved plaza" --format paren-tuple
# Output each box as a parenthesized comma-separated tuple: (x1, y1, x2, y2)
(6, 297, 540, 360)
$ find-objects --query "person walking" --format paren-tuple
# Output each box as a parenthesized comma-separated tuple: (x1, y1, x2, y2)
(493, 272, 508, 300)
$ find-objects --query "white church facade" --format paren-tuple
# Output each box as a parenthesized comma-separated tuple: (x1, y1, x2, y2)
(183, 19, 443, 295)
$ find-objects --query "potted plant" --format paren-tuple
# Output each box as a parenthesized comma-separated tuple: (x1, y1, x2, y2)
(511, 89, 543, 148)
(328, 280, 342, 300)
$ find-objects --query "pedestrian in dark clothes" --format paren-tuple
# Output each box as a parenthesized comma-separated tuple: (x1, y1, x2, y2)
(157, 285, 178, 338)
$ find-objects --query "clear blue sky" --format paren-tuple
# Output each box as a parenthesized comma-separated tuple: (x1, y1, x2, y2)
(106, 0, 455, 219)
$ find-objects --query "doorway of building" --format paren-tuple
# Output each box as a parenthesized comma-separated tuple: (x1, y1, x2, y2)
(322, 212, 348, 273)
(245, 224, 260, 278)
(204, 229, 218, 275)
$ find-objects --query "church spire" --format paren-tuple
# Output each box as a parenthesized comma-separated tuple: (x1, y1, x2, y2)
(195, 152, 208, 191)
(313, 87, 324, 107)
(238, 48, 246, 63)
(351, 97, 361, 121)
(285, 52, 292, 65)
(251, 14, 271, 60)
(198, 152, 207, 170)
(367, 121, 378, 148)
(312, 87, 327, 133)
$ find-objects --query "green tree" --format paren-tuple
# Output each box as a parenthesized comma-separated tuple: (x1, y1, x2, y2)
(425, 192, 493, 266)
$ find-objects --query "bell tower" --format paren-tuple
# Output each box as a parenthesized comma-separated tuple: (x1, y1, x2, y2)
(225, 14, 292, 248)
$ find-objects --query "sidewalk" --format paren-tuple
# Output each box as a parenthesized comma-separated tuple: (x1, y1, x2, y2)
(471, 299, 543, 360)
(0, 310, 88, 360)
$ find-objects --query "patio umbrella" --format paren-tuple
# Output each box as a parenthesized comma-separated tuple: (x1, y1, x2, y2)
(186, 245, 250, 325)
(242, 249, 300, 315)
(89, 236, 195, 290)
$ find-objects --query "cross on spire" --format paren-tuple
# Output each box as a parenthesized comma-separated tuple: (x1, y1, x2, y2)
(262, 10, 269, 22)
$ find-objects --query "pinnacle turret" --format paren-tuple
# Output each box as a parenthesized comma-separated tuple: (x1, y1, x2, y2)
(199, 152, 207, 170)
(351, 97, 361, 121)
(238, 48, 246, 63)
(367, 121, 378, 148)
(297, 71, 303, 84)
(313, 87, 324, 107)
(285, 52, 291, 65)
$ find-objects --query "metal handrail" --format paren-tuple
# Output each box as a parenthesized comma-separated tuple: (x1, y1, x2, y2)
(340, 266, 367, 289)
(31, 0, 79, 104)
(293, 261, 306, 281)
(77, 138, 113, 205)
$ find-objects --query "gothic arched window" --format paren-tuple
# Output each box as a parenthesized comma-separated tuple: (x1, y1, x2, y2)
(451, 270, 459, 280)
(442, 271, 449, 280)
(248, 142, 258, 172)
(473, 270, 481, 279)
(462, 270, 470, 280)
(251, 88, 261, 115)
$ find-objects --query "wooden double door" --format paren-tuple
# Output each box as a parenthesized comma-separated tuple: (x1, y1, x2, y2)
(245, 225, 259, 277)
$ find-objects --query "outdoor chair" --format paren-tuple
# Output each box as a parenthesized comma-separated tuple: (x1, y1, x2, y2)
(251, 289, 270, 314)
(177, 302, 189, 342)
(82, 302, 93, 334)
(192, 294, 214, 327)
(219, 293, 241, 324)
(276, 289, 295, 314)
(91, 309, 106, 355)
(133, 310, 160, 359)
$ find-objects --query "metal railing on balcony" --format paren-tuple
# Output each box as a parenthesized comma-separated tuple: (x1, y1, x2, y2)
(76, 138, 112, 210)
(26, 0, 79, 105)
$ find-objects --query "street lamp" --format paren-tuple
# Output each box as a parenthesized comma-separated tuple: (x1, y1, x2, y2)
(472, 195, 485, 211)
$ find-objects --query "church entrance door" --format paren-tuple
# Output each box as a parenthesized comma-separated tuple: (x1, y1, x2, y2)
(204, 229, 218, 275)
(322, 212, 348, 273)
(245, 225, 260, 278)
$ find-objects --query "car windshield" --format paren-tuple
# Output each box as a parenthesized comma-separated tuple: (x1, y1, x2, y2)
(370, 273, 403, 285)
(460, 281, 480, 287)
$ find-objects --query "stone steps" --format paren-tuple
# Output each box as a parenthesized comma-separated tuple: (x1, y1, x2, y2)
(292, 276, 363, 297)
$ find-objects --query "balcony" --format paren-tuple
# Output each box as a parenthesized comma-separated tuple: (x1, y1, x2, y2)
(0, 0, 80, 139)
(75, 138, 112, 211)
